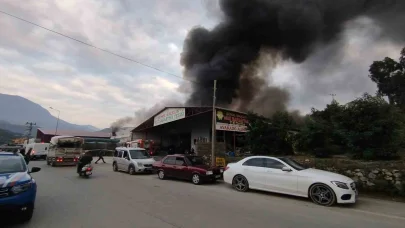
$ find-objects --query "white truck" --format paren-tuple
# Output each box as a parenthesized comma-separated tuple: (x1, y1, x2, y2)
(47, 136, 83, 166)
(25, 142, 49, 160)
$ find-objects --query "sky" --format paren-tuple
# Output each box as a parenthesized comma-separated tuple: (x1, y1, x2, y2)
(0, 0, 402, 129)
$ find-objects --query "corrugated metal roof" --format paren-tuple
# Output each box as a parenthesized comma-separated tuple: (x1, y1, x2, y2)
(37, 129, 111, 138)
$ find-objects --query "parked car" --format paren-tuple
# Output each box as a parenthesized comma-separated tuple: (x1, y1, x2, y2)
(0, 151, 41, 222)
(112, 147, 155, 174)
(152, 154, 224, 185)
(223, 156, 357, 206)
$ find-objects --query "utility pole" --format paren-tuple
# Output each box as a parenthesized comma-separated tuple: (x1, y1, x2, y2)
(25, 122, 36, 143)
(49, 107, 60, 136)
(211, 80, 217, 167)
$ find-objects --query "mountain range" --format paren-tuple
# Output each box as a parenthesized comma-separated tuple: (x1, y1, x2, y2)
(0, 93, 99, 135)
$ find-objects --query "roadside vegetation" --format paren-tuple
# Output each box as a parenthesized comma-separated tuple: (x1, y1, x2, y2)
(243, 47, 405, 198)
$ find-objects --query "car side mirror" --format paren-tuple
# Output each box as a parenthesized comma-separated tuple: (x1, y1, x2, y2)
(30, 167, 41, 173)
(281, 166, 292, 172)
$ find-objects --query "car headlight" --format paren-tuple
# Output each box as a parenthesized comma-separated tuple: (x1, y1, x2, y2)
(331, 181, 349, 189)
(136, 162, 143, 166)
(11, 181, 32, 194)
(206, 171, 213, 175)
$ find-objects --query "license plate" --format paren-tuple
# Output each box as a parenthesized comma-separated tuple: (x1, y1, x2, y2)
(86, 171, 92, 175)
(215, 175, 221, 178)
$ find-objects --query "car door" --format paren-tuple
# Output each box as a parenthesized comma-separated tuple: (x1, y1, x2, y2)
(116, 151, 124, 170)
(241, 158, 267, 189)
(173, 157, 188, 180)
(161, 156, 176, 177)
(122, 150, 131, 171)
(263, 158, 298, 195)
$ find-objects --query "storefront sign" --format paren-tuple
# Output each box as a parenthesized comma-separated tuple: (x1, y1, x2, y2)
(215, 108, 249, 132)
(154, 108, 186, 126)
(215, 157, 226, 167)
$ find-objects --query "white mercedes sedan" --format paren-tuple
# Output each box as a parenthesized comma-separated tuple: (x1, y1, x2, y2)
(223, 156, 358, 206)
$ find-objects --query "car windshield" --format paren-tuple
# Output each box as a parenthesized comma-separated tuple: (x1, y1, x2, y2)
(279, 157, 307, 171)
(0, 156, 27, 174)
(129, 150, 150, 159)
(186, 156, 204, 166)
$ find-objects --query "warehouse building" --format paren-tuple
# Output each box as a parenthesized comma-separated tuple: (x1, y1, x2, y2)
(36, 129, 111, 143)
(131, 106, 249, 156)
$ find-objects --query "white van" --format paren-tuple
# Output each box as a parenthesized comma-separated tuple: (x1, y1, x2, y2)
(112, 147, 155, 175)
(25, 143, 49, 160)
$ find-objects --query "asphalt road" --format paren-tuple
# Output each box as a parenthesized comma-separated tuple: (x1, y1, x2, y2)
(6, 158, 405, 228)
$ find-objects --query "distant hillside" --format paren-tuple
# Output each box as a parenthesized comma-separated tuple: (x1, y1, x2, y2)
(0, 128, 23, 144)
(0, 120, 36, 136)
(0, 93, 99, 133)
(99, 128, 111, 133)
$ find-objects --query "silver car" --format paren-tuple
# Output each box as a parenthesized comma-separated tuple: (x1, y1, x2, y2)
(112, 147, 155, 175)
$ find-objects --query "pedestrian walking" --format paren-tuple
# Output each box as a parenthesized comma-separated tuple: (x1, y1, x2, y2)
(95, 150, 106, 164)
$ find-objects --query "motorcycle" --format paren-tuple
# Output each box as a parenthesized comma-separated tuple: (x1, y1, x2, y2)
(78, 164, 93, 178)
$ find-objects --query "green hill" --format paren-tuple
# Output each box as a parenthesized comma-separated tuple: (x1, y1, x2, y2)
(0, 128, 23, 144)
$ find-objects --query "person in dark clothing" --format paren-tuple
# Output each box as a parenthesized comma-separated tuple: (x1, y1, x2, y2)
(77, 152, 93, 173)
(95, 151, 106, 164)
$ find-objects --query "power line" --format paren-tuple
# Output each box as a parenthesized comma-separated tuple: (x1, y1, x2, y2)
(0, 10, 201, 85)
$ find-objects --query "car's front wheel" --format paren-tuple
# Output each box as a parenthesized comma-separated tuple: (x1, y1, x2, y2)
(112, 162, 118, 172)
(128, 166, 136, 175)
(232, 175, 249, 192)
(191, 174, 201, 185)
(309, 183, 336, 206)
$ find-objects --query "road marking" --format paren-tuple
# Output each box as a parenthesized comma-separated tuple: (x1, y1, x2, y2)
(349, 209, 405, 220)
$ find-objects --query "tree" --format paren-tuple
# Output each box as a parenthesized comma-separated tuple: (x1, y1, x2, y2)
(369, 47, 405, 109)
(296, 100, 346, 157)
(246, 111, 296, 155)
(338, 93, 405, 159)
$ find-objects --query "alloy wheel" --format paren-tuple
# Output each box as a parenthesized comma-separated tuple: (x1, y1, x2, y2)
(158, 170, 165, 179)
(232, 175, 249, 192)
(129, 166, 135, 175)
(309, 184, 336, 206)
(192, 174, 200, 185)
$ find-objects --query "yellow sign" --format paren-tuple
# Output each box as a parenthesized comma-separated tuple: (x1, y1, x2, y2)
(215, 157, 226, 167)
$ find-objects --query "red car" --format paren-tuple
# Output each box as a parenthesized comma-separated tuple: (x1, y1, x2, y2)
(152, 154, 224, 185)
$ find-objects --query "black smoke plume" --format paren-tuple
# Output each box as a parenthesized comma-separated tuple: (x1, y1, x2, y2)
(181, 0, 405, 116)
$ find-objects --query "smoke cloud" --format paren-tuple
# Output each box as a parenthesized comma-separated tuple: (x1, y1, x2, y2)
(110, 99, 183, 133)
(181, 0, 405, 117)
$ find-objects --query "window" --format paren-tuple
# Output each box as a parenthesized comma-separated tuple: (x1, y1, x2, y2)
(264, 158, 285, 169)
(242, 158, 265, 167)
(123, 151, 129, 159)
(118, 151, 123, 158)
(175, 157, 186, 166)
(114, 150, 119, 157)
(278, 157, 307, 171)
(163, 156, 175, 165)
(129, 150, 150, 159)
(186, 156, 204, 166)
(0, 156, 27, 174)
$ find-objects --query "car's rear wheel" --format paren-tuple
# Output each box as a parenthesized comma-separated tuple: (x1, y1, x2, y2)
(129, 166, 136, 175)
(191, 174, 201, 185)
(309, 183, 336, 206)
(232, 175, 249, 192)
(113, 162, 118, 172)
(158, 170, 165, 180)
